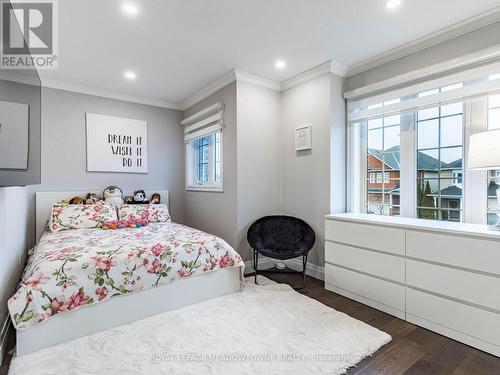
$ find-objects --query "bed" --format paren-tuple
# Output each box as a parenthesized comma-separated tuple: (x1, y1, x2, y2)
(10, 191, 244, 355)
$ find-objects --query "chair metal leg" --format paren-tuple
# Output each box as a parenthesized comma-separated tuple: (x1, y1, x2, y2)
(253, 250, 259, 285)
(298, 253, 308, 289)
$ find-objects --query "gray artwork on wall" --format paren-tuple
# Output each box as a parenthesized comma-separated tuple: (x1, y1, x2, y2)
(0, 100, 29, 170)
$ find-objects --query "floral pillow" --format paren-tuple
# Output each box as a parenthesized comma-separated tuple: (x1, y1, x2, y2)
(119, 204, 171, 223)
(50, 203, 118, 232)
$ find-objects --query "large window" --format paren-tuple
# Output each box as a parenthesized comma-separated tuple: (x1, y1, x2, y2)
(416, 100, 463, 222)
(487, 94, 500, 224)
(366, 114, 400, 216)
(347, 66, 500, 225)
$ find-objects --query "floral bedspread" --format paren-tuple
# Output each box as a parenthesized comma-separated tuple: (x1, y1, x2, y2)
(8, 222, 244, 330)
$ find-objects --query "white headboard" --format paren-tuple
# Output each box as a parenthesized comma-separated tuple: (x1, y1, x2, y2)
(35, 190, 169, 241)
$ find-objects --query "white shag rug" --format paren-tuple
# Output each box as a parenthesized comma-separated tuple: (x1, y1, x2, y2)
(9, 276, 391, 375)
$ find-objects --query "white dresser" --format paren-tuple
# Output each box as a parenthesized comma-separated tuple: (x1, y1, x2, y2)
(325, 213, 500, 357)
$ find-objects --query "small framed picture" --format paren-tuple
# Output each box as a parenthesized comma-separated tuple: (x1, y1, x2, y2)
(295, 125, 312, 151)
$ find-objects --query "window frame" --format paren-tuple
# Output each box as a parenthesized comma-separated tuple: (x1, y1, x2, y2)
(186, 131, 224, 192)
(415, 100, 465, 222)
(486, 94, 500, 224)
(348, 95, 493, 225)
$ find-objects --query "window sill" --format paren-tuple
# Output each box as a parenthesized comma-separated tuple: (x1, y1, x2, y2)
(186, 185, 223, 193)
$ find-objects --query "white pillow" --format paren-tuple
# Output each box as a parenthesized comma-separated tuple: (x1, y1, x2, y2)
(49, 203, 118, 232)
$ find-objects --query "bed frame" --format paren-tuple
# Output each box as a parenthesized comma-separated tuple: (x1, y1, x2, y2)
(17, 191, 242, 356)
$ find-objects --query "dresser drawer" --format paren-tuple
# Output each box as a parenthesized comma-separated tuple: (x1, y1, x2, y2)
(407, 259, 500, 311)
(406, 230, 500, 275)
(325, 219, 405, 256)
(407, 288, 500, 348)
(325, 241, 405, 283)
(325, 263, 405, 312)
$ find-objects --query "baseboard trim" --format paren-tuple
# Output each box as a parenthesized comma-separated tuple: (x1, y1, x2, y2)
(406, 313, 500, 357)
(325, 283, 406, 320)
(244, 257, 325, 281)
(0, 314, 11, 366)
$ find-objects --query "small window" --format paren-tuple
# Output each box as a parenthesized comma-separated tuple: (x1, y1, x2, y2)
(186, 132, 223, 192)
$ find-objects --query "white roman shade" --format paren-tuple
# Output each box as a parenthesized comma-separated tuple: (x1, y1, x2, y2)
(182, 102, 223, 142)
(347, 60, 500, 123)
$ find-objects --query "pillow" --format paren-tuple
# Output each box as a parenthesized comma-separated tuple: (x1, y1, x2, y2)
(49, 203, 118, 232)
(118, 204, 171, 223)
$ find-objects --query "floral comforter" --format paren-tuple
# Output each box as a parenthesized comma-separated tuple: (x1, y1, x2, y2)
(8, 222, 244, 330)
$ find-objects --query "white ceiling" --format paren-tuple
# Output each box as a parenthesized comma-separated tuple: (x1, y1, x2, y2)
(36, 0, 500, 108)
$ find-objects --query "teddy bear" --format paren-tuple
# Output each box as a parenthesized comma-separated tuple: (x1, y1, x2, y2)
(69, 196, 84, 205)
(150, 193, 161, 204)
(124, 196, 134, 204)
(85, 193, 100, 205)
(103, 186, 124, 208)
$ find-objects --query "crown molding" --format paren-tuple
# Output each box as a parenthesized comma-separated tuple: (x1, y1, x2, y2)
(281, 60, 348, 91)
(180, 69, 282, 110)
(41, 79, 181, 110)
(234, 69, 281, 91)
(0, 71, 181, 110)
(179, 70, 236, 111)
(0, 71, 41, 86)
(346, 6, 500, 77)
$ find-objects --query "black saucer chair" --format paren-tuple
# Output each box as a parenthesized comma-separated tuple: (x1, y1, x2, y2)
(247, 215, 316, 289)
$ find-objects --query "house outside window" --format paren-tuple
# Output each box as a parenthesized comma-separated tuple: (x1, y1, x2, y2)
(416, 100, 463, 222)
(366, 112, 401, 216)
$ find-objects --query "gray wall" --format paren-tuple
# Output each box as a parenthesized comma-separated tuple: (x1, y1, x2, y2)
(0, 79, 41, 187)
(330, 73, 347, 214)
(236, 81, 282, 260)
(183, 82, 238, 247)
(29, 87, 185, 245)
(183, 76, 346, 267)
(346, 21, 500, 92)
(281, 73, 337, 266)
(0, 186, 29, 358)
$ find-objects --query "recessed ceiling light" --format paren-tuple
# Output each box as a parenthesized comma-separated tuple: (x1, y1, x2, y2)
(275, 60, 286, 69)
(386, 0, 402, 9)
(124, 70, 137, 80)
(121, 2, 139, 16)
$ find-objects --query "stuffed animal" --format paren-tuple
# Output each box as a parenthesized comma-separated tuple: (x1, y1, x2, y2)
(100, 218, 149, 230)
(150, 193, 161, 204)
(85, 193, 100, 205)
(103, 186, 124, 208)
(69, 196, 84, 205)
(124, 196, 134, 204)
(132, 190, 149, 204)
(57, 199, 70, 205)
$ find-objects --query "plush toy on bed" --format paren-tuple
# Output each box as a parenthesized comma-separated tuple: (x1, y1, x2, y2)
(124, 196, 134, 204)
(132, 190, 149, 204)
(150, 193, 161, 204)
(85, 193, 100, 205)
(101, 218, 149, 230)
(69, 196, 84, 205)
(103, 186, 124, 208)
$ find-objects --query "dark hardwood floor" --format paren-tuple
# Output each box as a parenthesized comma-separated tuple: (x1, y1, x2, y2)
(2, 273, 499, 374)
(260, 272, 500, 375)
